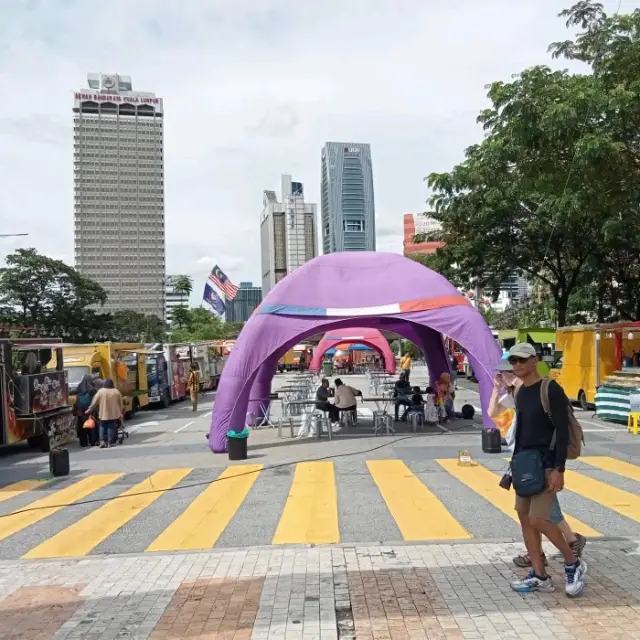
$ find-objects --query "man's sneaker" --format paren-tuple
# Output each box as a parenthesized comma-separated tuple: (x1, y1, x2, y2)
(565, 560, 587, 597)
(510, 570, 555, 593)
(513, 552, 548, 568)
(570, 533, 587, 558)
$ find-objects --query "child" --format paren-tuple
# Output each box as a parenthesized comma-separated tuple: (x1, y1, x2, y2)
(405, 386, 424, 419)
(424, 386, 439, 424)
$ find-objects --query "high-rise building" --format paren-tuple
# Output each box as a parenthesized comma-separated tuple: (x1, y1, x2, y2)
(164, 275, 186, 325)
(225, 282, 263, 323)
(73, 73, 165, 318)
(403, 213, 444, 256)
(260, 174, 317, 295)
(321, 142, 376, 253)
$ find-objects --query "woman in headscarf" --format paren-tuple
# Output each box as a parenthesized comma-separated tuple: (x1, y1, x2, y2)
(75, 374, 98, 447)
(436, 372, 455, 422)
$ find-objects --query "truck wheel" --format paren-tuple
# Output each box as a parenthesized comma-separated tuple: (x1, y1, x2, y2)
(27, 436, 41, 450)
(578, 390, 589, 411)
(162, 389, 171, 408)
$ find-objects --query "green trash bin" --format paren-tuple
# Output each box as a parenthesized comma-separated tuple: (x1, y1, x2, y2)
(227, 428, 249, 460)
(322, 361, 333, 377)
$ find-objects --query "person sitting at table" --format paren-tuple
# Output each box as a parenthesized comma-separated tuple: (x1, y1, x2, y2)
(334, 378, 361, 424)
(393, 373, 412, 421)
(315, 378, 340, 424)
(405, 386, 424, 419)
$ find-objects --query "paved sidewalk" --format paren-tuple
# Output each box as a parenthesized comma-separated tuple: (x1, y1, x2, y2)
(1, 540, 639, 639)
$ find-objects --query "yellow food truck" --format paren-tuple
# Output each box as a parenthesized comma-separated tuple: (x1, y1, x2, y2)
(59, 343, 149, 416)
(549, 323, 640, 409)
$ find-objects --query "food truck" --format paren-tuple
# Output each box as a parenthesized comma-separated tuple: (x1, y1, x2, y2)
(550, 322, 640, 410)
(498, 328, 556, 376)
(60, 343, 149, 416)
(148, 343, 188, 403)
(0, 339, 74, 451)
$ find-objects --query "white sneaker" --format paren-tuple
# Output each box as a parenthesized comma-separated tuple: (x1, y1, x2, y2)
(510, 570, 555, 593)
(565, 560, 587, 597)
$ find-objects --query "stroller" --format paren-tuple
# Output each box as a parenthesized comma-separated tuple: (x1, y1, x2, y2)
(114, 417, 129, 445)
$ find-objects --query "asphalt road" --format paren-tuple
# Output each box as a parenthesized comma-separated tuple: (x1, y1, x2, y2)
(0, 368, 637, 560)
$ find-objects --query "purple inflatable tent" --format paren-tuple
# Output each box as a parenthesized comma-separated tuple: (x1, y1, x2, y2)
(209, 252, 501, 453)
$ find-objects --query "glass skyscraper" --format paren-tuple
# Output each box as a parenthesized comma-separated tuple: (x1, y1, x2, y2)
(321, 142, 376, 253)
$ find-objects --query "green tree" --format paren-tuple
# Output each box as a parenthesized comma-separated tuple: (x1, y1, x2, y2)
(550, 1, 640, 321)
(171, 275, 193, 307)
(171, 306, 190, 331)
(0, 248, 109, 339)
(424, 2, 640, 326)
(110, 310, 166, 342)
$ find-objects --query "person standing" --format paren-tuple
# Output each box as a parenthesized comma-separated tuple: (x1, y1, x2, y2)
(505, 343, 586, 597)
(74, 374, 98, 447)
(187, 364, 199, 411)
(399, 352, 412, 381)
(86, 379, 123, 449)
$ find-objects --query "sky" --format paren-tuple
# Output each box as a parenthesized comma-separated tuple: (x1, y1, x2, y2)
(0, 0, 635, 305)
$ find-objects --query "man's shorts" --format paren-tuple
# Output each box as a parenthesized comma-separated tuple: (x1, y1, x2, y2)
(515, 469, 556, 521)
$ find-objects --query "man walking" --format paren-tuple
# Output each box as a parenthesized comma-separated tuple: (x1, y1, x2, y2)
(506, 343, 586, 597)
(187, 364, 199, 411)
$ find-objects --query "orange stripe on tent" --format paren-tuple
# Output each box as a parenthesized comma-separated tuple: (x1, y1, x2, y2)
(400, 295, 471, 313)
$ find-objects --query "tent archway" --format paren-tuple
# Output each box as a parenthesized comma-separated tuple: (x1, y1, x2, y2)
(210, 252, 500, 452)
(309, 328, 396, 373)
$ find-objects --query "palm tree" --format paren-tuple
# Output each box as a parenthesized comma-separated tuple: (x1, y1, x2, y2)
(172, 275, 193, 307)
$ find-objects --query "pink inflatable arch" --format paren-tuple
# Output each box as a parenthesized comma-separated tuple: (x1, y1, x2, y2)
(309, 328, 396, 373)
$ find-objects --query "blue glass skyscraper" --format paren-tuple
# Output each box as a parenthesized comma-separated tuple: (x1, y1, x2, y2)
(321, 142, 376, 253)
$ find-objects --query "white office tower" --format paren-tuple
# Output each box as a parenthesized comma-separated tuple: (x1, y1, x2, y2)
(73, 73, 165, 317)
(260, 174, 317, 295)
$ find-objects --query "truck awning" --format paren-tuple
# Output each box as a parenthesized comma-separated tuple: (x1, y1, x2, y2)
(120, 349, 163, 355)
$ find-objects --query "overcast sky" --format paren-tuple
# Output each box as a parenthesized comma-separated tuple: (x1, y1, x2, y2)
(0, 0, 634, 304)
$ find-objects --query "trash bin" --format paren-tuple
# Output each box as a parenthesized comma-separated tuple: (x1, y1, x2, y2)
(322, 361, 333, 377)
(227, 428, 249, 460)
(481, 428, 502, 454)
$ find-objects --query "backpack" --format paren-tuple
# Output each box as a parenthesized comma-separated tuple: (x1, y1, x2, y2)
(76, 392, 92, 410)
(540, 378, 584, 460)
(515, 379, 584, 460)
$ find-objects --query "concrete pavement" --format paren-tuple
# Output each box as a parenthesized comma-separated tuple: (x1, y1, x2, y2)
(0, 368, 639, 638)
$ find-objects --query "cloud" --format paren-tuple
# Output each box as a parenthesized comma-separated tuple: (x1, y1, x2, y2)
(0, 0, 630, 307)
(248, 105, 299, 137)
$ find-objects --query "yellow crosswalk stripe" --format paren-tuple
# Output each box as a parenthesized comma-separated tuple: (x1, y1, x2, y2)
(0, 479, 48, 504)
(438, 459, 602, 537)
(581, 456, 640, 483)
(272, 462, 339, 545)
(563, 469, 640, 524)
(147, 465, 262, 552)
(368, 460, 471, 541)
(0, 474, 122, 542)
(24, 469, 192, 559)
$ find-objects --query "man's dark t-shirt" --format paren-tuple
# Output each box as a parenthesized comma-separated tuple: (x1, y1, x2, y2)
(514, 380, 570, 472)
(316, 386, 329, 404)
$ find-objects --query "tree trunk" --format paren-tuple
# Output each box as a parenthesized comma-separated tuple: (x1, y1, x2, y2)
(556, 292, 570, 327)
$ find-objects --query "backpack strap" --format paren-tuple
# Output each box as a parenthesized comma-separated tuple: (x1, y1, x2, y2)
(540, 378, 553, 421)
(541, 378, 559, 449)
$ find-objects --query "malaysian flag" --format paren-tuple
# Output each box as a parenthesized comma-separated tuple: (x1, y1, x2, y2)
(202, 283, 226, 316)
(208, 265, 239, 300)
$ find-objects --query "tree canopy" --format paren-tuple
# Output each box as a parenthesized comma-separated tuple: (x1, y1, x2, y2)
(0, 248, 241, 343)
(419, 1, 640, 326)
